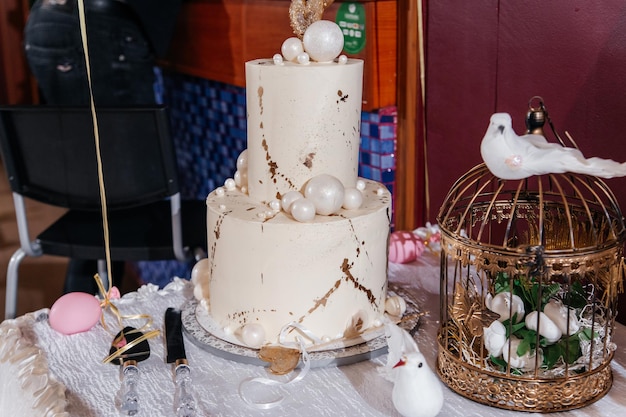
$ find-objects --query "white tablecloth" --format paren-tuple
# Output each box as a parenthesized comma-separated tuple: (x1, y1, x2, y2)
(2, 254, 626, 417)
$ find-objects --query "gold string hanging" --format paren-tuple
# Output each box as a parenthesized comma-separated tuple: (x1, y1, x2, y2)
(76, 0, 112, 290)
(417, 0, 429, 221)
(75, 0, 160, 362)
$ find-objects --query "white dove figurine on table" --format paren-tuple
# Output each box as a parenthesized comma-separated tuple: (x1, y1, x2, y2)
(383, 319, 444, 417)
(480, 113, 626, 180)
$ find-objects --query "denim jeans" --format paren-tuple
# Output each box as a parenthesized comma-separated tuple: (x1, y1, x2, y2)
(24, 0, 156, 106)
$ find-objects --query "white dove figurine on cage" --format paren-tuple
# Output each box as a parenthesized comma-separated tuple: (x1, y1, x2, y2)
(480, 112, 626, 180)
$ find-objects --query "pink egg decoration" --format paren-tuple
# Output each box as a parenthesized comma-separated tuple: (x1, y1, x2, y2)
(49, 292, 102, 335)
(389, 231, 426, 264)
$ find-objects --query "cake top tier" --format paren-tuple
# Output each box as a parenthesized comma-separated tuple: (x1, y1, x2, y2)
(245, 58, 363, 203)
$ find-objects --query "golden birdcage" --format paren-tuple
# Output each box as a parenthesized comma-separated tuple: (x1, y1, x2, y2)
(436, 101, 626, 412)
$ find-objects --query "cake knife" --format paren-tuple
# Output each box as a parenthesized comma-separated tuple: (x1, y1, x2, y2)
(165, 307, 197, 417)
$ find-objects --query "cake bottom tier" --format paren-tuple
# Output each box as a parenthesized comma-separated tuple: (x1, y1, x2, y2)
(196, 179, 392, 346)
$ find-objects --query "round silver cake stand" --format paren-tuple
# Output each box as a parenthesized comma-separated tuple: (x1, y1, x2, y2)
(181, 284, 420, 368)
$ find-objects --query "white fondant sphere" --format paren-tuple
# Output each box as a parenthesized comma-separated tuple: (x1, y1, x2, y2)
(190, 258, 210, 285)
(385, 296, 407, 317)
(191, 258, 210, 300)
(193, 284, 204, 302)
(304, 174, 345, 215)
(269, 199, 281, 211)
(290, 198, 316, 222)
(240, 323, 265, 348)
(303, 20, 344, 62)
(281, 37, 304, 62)
(224, 178, 236, 190)
(236, 149, 248, 170)
(356, 179, 366, 191)
(297, 52, 310, 65)
(272, 53, 284, 65)
(234, 169, 248, 188)
(281, 190, 304, 212)
(342, 187, 363, 210)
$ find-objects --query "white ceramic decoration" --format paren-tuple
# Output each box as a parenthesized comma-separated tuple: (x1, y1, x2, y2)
(483, 320, 507, 357)
(502, 335, 543, 371)
(543, 298, 580, 335)
(485, 291, 525, 323)
(525, 311, 562, 344)
(481, 113, 626, 179)
(384, 319, 444, 417)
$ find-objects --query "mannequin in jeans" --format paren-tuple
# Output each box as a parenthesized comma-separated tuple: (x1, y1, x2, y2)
(23, 0, 182, 292)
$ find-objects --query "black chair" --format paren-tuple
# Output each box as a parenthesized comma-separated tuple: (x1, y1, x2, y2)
(0, 106, 206, 319)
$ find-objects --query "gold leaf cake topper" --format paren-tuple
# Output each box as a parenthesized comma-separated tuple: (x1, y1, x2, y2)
(289, 0, 335, 39)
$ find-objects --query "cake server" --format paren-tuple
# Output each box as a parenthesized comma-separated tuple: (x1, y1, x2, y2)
(107, 326, 152, 416)
(165, 307, 197, 417)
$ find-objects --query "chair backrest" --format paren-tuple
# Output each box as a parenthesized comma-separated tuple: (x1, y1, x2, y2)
(0, 106, 179, 211)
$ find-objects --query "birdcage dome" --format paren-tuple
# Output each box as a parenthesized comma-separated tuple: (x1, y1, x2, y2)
(437, 163, 626, 274)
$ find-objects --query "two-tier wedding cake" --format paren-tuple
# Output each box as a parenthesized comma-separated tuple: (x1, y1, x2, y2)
(191, 17, 393, 349)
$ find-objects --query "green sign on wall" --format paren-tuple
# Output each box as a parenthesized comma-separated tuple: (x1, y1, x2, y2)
(336, 3, 366, 54)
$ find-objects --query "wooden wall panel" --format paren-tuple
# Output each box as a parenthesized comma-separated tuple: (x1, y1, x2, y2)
(0, 0, 36, 104)
(162, 0, 397, 111)
(364, 1, 397, 108)
(394, 0, 421, 230)
(162, 1, 246, 86)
